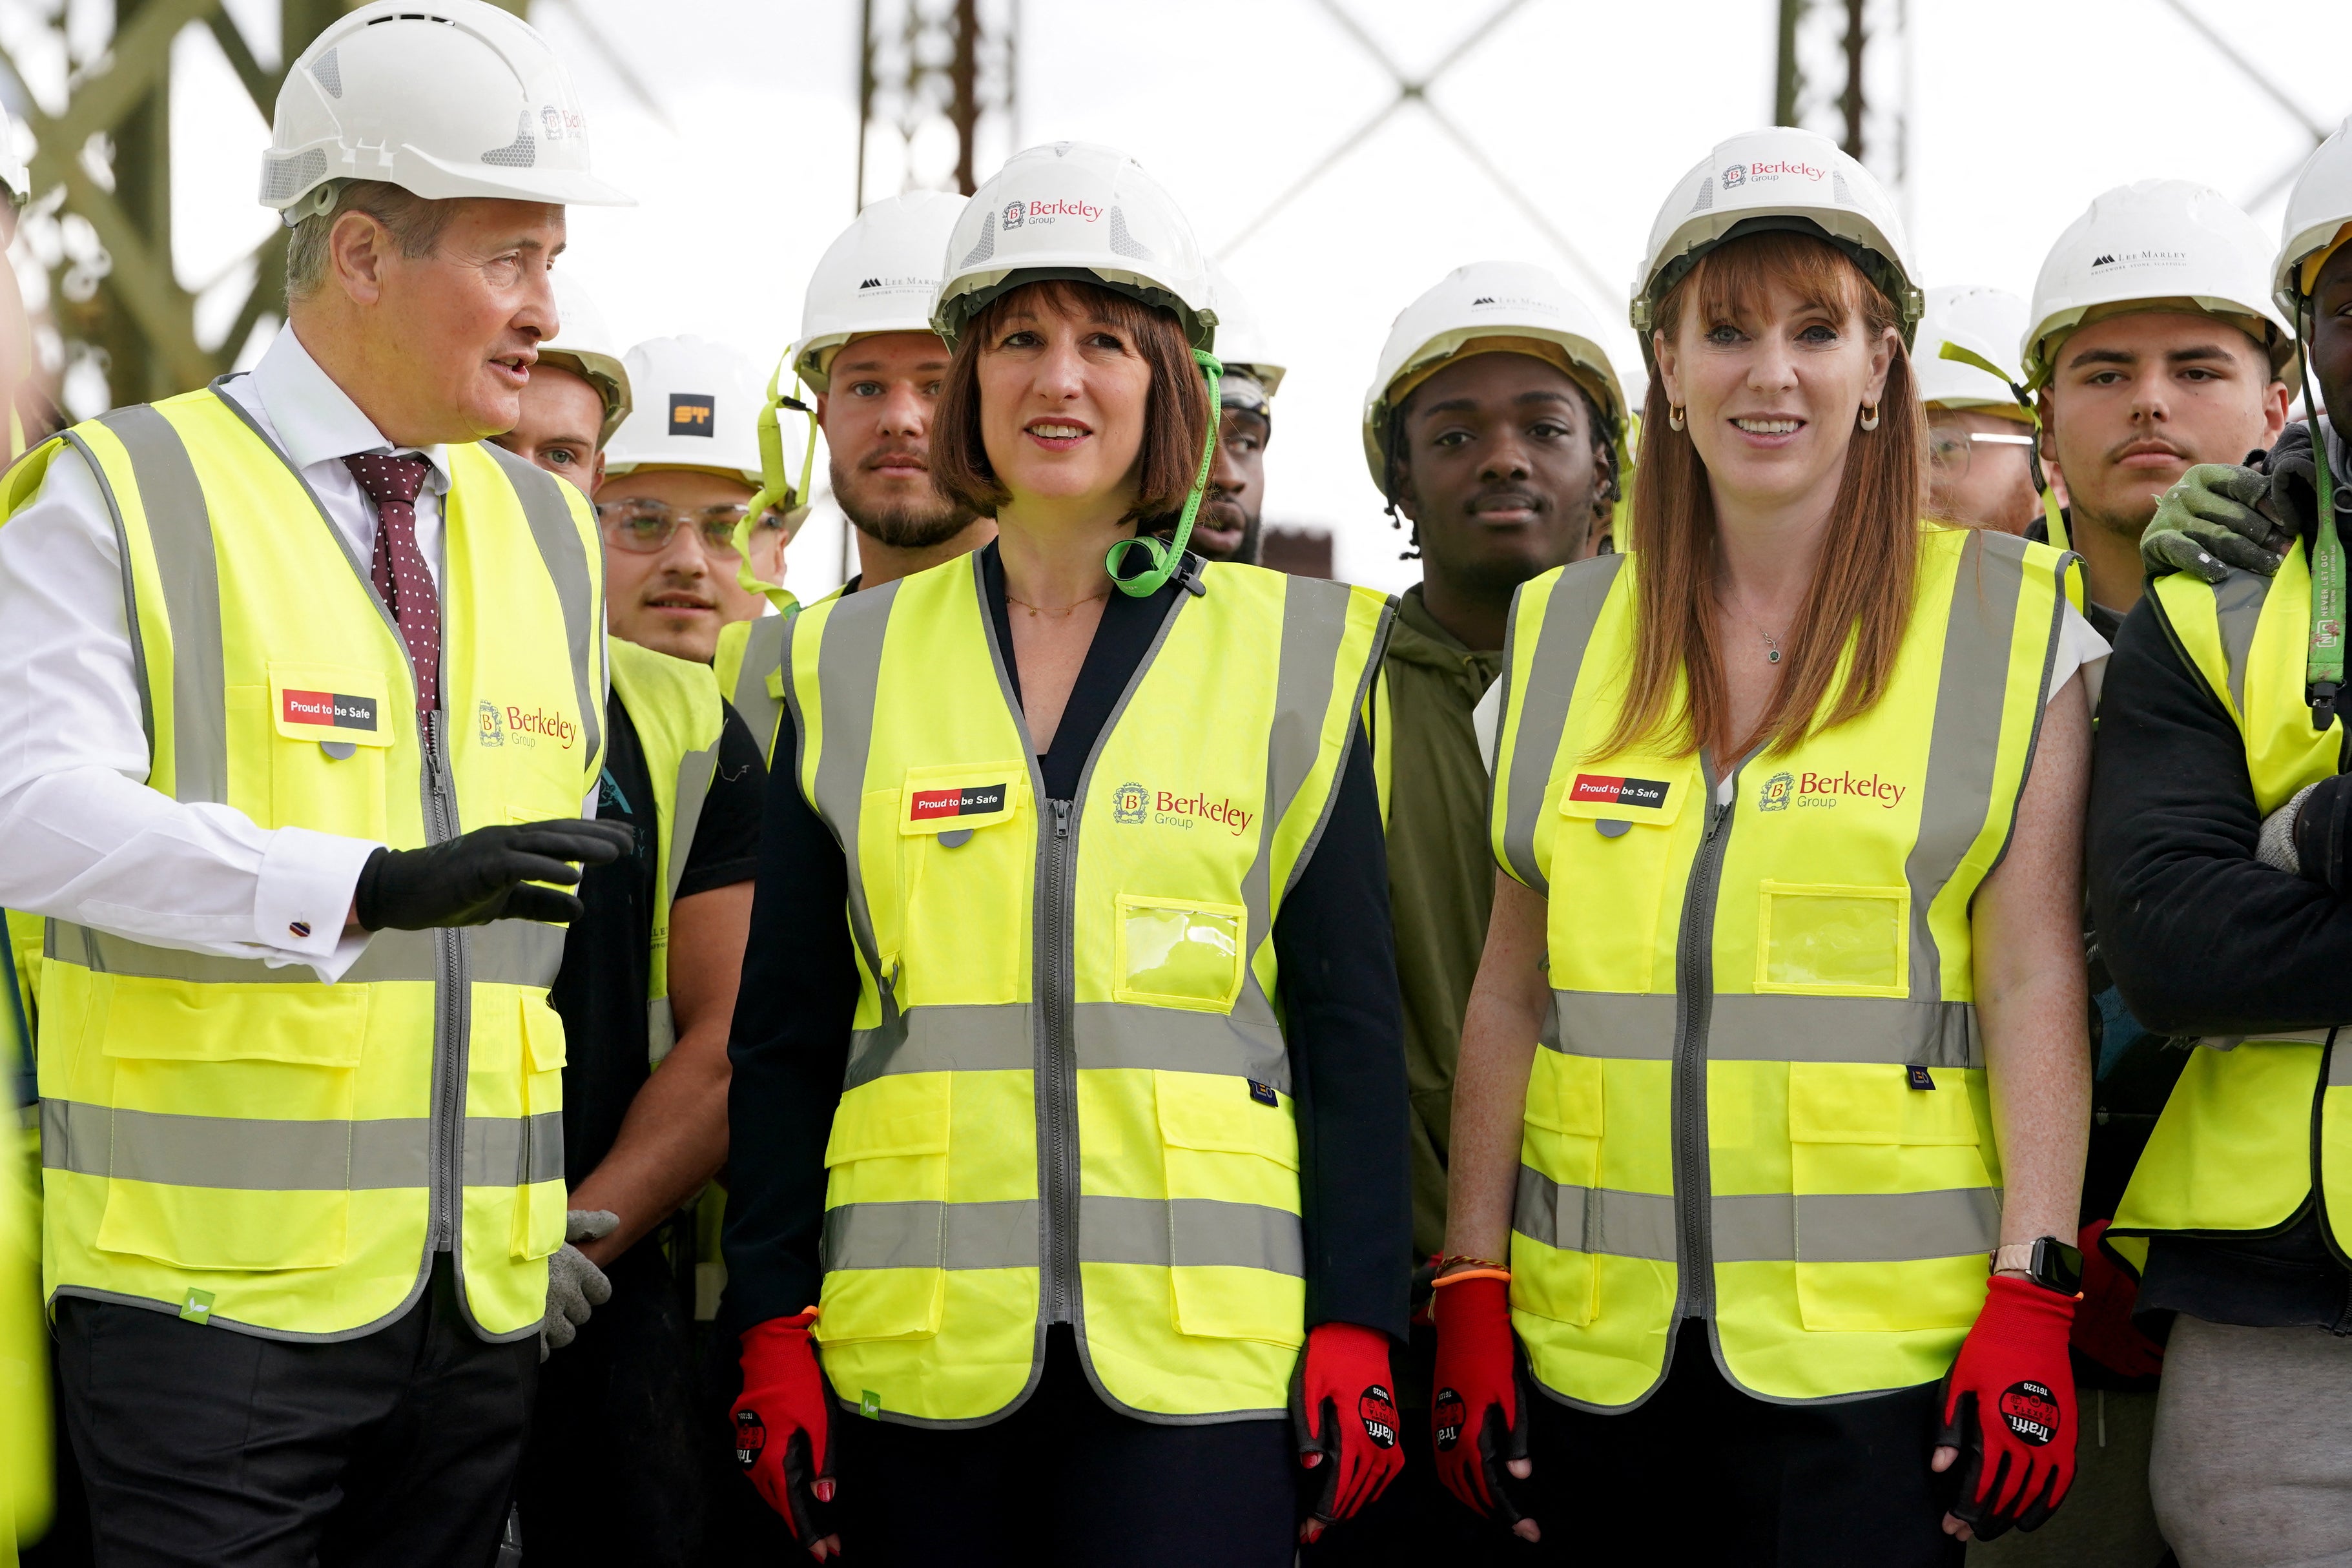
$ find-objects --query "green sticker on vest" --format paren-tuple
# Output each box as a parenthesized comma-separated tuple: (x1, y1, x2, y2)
(860, 1389, 883, 1419)
(179, 1288, 216, 1325)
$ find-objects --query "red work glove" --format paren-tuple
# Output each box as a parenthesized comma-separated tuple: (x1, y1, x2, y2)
(1290, 1321, 1407, 1543)
(1429, 1275, 1532, 1531)
(2071, 1220, 2163, 1381)
(1937, 1274, 2078, 1540)
(732, 1312, 838, 1557)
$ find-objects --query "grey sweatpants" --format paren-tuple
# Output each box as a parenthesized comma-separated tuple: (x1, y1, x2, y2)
(2149, 1316, 2352, 1567)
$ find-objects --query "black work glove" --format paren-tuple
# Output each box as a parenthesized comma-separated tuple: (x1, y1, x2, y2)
(2292, 776, 2352, 894)
(353, 818, 634, 931)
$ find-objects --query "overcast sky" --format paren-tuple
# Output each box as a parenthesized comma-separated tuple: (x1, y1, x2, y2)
(38, 0, 2352, 597)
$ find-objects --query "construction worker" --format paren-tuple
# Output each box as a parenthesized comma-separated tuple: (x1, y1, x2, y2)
(488, 289, 770, 1567)
(2023, 181, 2293, 634)
(1306, 261, 1622, 1566)
(1915, 285, 2039, 535)
(721, 141, 1408, 1566)
(599, 335, 794, 664)
(1193, 263, 1284, 564)
(714, 192, 982, 763)
(2086, 117, 2352, 1566)
(1435, 127, 2097, 1564)
(0, 6, 639, 1560)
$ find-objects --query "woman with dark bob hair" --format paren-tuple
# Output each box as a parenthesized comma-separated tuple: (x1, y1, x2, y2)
(719, 143, 1412, 1565)
(1431, 128, 2102, 1563)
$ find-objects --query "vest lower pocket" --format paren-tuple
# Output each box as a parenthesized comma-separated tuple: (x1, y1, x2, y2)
(816, 1071, 953, 1344)
(1153, 1069, 1304, 1346)
(1515, 1051, 1605, 1326)
(1115, 898, 1248, 1013)
(93, 977, 368, 1271)
(1787, 1061, 1994, 1332)
(511, 997, 567, 1262)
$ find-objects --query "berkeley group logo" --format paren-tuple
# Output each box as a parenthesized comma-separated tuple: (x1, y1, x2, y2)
(1758, 767, 1906, 811)
(477, 700, 578, 751)
(477, 701, 505, 748)
(1722, 163, 1746, 189)
(1113, 781, 1148, 824)
(1004, 200, 1025, 231)
(1759, 771, 1794, 811)
(1110, 781, 1254, 834)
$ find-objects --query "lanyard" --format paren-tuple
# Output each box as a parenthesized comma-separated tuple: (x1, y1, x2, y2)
(2296, 338, 2344, 727)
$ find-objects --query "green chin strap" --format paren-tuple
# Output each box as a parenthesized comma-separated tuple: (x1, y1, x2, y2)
(2294, 311, 2342, 727)
(1102, 348, 1224, 597)
(733, 358, 821, 614)
(1938, 342, 2067, 551)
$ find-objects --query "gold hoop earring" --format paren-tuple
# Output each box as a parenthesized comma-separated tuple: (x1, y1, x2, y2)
(1859, 403, 1881, 432)
(1667, 404, 1686, 431)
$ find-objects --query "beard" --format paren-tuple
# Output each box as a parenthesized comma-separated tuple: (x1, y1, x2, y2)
(831, 451, 980, 550)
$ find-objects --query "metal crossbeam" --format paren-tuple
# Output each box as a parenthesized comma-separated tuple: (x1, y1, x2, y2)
(1213, 0, 1613, 304)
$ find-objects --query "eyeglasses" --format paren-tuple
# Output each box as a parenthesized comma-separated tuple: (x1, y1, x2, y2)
(595, 500, 783, 558)
(1926, 423, 2036, 479)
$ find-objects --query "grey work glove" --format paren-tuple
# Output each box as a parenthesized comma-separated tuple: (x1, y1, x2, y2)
(2141, 463, 2296, 584)
(539, 1208, 618, 1362)
(354, 818, 635, 931)
(2258, 784, 2315, 874)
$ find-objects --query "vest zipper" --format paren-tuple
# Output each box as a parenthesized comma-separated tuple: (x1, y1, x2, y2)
(420, 708, 466, 1252)
(1041, 796, 1078, 1324)
(1672, 766, 1737, 1328)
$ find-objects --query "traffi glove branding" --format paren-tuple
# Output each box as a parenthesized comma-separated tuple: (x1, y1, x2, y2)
(1290, 1322, 1407, 1545)
(731, 1312, 836, 1548)
(1937, 1273, 2079, 1540)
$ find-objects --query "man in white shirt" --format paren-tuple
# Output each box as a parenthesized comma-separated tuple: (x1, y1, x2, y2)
(0, 7, 637, 1563)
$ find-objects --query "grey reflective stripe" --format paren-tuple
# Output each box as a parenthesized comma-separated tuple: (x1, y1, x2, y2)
(43, 1099, 562, 1189)
(845, 1002, 1292, 1093)
(1500, 556, 1627, 893)
(2213, 569, 2271, 718)
(731, 614, 790, 761)
(1512, 1164, 1678, 1261)
(88, 409, 228, 804)
(821, 1193, 1303, 1276)
(796, 581, 900, 994)
(646, 997, 677, 1066)
(1902, 530, 2030, 1000)
(1513, 1165, 1999, 1264)
(57, 433, 156, 764)
(1711, 1187, 2001, 1264)
(668, 742, 720, 910)
(1553, 990, 1981, 1068)
(485, 444, 602, 767)
(50, 919, 565, 988)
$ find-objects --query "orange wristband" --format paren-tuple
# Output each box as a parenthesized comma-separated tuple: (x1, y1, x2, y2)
(1430, 1266, 1511, 1289)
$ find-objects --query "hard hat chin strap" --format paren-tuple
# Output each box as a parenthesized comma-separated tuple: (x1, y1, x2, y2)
(1103, 348, 1223, 598)
(1940, 342, 2068, 552)
(737, 360, 821, 613)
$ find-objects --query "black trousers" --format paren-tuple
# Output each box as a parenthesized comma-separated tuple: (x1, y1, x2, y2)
(1514, 1319, 1965, 1567)
(54, 1255, 537, 1568)
(831, 1324, 1298, 1567)
(514, 1240, 708, 1568)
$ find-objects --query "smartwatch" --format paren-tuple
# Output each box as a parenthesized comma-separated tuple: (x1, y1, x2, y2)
(1991, 1236, 2083, 1295)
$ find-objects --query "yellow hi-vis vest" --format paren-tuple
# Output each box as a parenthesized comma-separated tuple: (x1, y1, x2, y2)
(2112, 544, 2352, 1263)
(1489, 524, 2075, 1407)
(6, 389, 606, 1342)
(784, 553, 1390, 1426)
(606, 639, 727, 1066)
(716, 606, 800, 767)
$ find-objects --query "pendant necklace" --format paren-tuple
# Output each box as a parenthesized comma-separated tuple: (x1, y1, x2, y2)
(1757, 627, 1784, 665)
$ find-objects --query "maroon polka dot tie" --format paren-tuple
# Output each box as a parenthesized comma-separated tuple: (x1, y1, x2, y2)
(345, 453, 440, 711)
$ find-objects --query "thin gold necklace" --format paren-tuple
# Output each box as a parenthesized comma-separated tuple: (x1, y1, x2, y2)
(1007, 586, 1111, 617)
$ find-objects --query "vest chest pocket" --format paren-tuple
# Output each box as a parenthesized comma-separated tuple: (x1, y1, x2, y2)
(93, 977, 368, 1272)
(815, 1071, 952, 1345)
(1545, 761, 1694, 992)
(254, 665, 397, 841)
(889, 765, 1028, 1009)
(1787, 1061, 1995, 1333)
(1153, 1069, 1305, 1346)
(1755, 883, 1909, 997)
(1115, 896, 1247, 1013)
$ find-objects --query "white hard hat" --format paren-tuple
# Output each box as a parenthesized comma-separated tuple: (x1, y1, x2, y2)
(260, 0, 632, 222)
(2023, 180, 2290, 389)
(539, 271, 631, 445)
(2276, 117, 2352, 316)
(933, 141, 1216, 349)
(1363, 260, 1627, 491)
(1630, 126, 1923, 360)
(0, 112, 28, 207)
(1914, 285, 2030, 414)
(1207, 263, 1284, 396)
(604, 336, 790, 493)
(792, 191, 969, 393)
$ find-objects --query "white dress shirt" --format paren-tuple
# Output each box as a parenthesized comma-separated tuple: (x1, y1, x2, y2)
(0, 325, 462, 982)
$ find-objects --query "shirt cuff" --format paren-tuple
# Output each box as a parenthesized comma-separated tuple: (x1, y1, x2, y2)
(256, 825, 381, 982)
